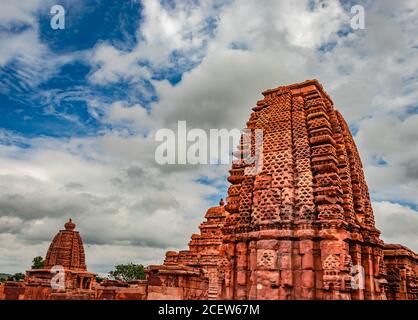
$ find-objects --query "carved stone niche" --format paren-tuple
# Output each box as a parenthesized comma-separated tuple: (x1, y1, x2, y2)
(217, 257, 230, 283)
(257, 250, 277, 270)
(322, 254, 342, 290)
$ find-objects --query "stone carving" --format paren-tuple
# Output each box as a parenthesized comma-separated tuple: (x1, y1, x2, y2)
(257, 250, 276, 269)
(384, 244, 418, 299)
(218, 257, 231, 285)
(323, 255, 341, 290)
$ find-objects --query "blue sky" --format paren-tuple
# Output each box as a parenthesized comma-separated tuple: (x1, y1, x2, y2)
(0, 0, 418, 274)
(1, 1, 147, 137)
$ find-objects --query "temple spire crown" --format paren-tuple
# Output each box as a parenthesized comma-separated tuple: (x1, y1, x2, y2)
(64, 218, 76, 231)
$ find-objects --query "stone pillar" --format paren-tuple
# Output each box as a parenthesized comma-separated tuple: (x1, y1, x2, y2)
(248, 241, 258, 299)
(224, 242, 235, 300)
(278, 240, 293, 299)
(255, 239, 280, 300)
(362, 245, 376, 300)
(235, 241, 248, 299)
(299, 238, 315, 299)
(350, 242, 364, 300)
(399, 268, 408, 300)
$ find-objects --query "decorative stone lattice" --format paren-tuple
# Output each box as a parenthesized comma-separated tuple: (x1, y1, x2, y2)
(257, 250, 276, 269)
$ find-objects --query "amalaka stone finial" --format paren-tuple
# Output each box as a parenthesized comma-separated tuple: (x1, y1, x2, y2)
(65, 218, 76, 231)
(219, 198, 225, 206)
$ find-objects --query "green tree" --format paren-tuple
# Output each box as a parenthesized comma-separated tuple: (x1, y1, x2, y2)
(8, 273, 25, 281)
(0, 273, 11, 283)
(31, 256, 44, 269)
(109, 263, 146, 281)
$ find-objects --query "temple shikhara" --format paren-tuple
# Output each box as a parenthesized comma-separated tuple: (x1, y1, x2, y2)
(1, 80, 417, 300)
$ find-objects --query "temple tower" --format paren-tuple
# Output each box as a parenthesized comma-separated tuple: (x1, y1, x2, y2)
(220, 80, 387, 300)
(25, 219, 96, 299)
(44, 219, 87, 271)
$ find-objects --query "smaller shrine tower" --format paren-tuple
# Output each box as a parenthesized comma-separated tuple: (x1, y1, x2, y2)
(24, 219, 96, 299)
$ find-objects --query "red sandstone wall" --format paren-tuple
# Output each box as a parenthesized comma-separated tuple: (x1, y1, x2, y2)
(2, 282, 26, 300)
(96, 284, 147, 300)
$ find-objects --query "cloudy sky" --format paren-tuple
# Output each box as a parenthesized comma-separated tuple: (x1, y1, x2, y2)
(0, 0, 417, 275)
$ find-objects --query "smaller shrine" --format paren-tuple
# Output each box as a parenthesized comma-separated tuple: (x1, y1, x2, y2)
(23, 219, 96, 300)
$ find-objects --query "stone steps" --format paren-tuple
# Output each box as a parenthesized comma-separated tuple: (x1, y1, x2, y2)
(208, 284, 218, 300)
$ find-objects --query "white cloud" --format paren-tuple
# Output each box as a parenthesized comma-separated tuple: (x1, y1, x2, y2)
(88, 0, 220, 85)
(0, 0, 83, 96)
(88, 44, 150, 85)
(0, 129, 225, 273)
(151, 48, 309, 130)
(1, 0, 418, 275)
(0, 0, 42, 26)
(105, 101, 153, 133)
(374, 201, 418, 252)
(355, 114, 418, 204)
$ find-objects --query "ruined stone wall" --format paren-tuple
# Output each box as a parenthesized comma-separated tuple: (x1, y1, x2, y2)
(146, 267, 208, 299)
(384, 244, 418, 300)
(1, 282, 26, 300)
(95, 280, 148, 300)
(143, 203, 226, 300)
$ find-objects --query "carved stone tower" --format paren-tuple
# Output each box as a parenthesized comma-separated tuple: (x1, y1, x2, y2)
(220, 79, 387, 300)
(24, 219, 96, 299)
(44, 219, 87, 271)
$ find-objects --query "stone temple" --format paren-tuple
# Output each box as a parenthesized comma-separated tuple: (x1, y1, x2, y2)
(1, 80, 417, 300)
